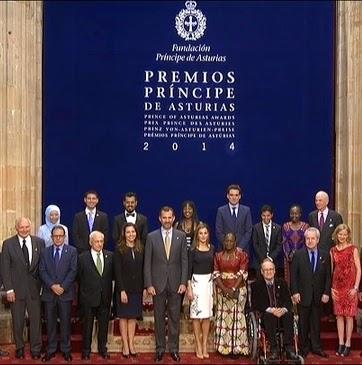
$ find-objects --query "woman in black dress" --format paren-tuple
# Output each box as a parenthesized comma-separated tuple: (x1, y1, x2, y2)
(114, 223, 144, 358)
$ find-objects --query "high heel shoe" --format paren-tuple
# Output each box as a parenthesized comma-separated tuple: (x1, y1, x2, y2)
(336, 344, 345, 356)
(341, 346, 351, 357)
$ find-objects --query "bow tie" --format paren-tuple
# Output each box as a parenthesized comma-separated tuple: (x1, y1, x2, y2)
(126, 212, 135, 217)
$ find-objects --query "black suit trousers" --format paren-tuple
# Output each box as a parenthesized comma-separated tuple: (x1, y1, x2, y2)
(262, 311, 294, 350)
(44, 299, 72, 354)
(11, 295, 42, 353)
(153, 282, 182, 353)
(82, 299, 110, 354)
(298, 302, 322, 353)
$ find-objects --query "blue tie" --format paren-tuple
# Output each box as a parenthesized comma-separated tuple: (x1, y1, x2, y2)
(88, 212, 94, 231)
(310, 251, 315, 272)
(54, 247, 60, 270)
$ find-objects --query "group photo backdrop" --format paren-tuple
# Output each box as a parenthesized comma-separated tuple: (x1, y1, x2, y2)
(43, 1, 335, 258)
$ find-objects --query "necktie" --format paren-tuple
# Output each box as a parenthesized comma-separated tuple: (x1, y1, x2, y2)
(96, 252, 102, 275)
(164, 231, 171, 260)
(310, 251, 315, 272)
(267, 283, 276, 307)
(54, 247, 60, 270)
(319, 212, 324, 230)
(88, 211, 94, 231)
(232, 207, 237, 218)
(265, 224, 270, 248)
(22, 239, 30, 267)
(126, 212, 135, 217)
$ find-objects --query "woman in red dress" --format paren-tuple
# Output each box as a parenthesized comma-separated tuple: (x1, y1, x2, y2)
(330, 224, 361, 357)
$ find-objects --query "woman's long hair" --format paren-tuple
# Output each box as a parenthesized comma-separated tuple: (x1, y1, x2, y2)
(117, 222, 143, 254)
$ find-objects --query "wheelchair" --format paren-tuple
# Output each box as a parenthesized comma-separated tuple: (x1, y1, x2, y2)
(246, 308, 304, 364)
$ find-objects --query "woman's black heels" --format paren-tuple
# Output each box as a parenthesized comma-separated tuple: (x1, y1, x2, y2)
(336, 344, 345, 356)
(341, 346, 351, 357)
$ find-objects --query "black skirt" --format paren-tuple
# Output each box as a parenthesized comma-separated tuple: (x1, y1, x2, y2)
(115, 291, 143, 319)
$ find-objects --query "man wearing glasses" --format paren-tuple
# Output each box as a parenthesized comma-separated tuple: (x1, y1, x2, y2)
(251, 258, 299, 361)
(39, 225, 77, 362)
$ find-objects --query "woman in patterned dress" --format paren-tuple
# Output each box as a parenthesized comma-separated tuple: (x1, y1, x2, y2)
(213, 233, 249, 356)
(187, 223, 214, 359)
(330, 224, 361, 357)
(282, 204, 309, 285)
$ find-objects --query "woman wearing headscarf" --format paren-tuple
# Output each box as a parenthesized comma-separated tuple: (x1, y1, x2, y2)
(37, 204, 69, 247)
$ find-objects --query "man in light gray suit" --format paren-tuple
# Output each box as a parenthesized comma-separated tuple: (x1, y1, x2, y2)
(1, 217, 45, 360)
(144, 206, 188, 362)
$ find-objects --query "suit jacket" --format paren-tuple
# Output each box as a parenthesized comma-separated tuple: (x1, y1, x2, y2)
(1, 235, 44, 300)
(114, 248, 144, 293)
(215, 204, 252, 251)
(290, 247, 331, 307)
(144, 228, 188, 293)
(39, 244, 77, 302)
(112, 212, 148, 246)
(77, 250, 113, 307)
(308, 209, 343, 252)
(252, 222, 282, 264)
(251, 277, 292, 313)
(72, 210, 109, 254)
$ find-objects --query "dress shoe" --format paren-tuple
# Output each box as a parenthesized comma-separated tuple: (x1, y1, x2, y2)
(32, 352, 41, 360)
(100, 351, 110, 359)
(42, 353, 55, 362)
(130, 352, 138, 357)
(267, 351, 278, 361)
(286, 350, 299, 361)
(336, 344, 345, 356)
(122, 353, 130, 359)
(170, 351, 181, 362)
(312, 349, 328, 358)
(81, 353, 90, 360)
(154, 351, 164, 362)
(15, 348, 25, 359)
(0, 349, 9, 357)
(63, 353, 72, 362)
(341, 346, 351, 357)
(299, 350, 309, 358)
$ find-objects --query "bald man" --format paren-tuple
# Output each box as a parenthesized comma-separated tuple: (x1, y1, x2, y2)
(1, 217, 45, 360)
(308, 191, 343, 252)
(77, 231, 113, 360)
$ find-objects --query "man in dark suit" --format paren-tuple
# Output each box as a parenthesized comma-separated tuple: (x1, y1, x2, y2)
(215, 184, 252, 251)
(39, 225, 77, 362)
(291, 227, 331, 358)
(1, 217, 44, 360)
(251, 258, 299, 361)
(112, 192, 148, 246)
(0, 252, 10, 357)
(252, 205, 282, 271)
(72, 190, 109, 254)
(78, 230, 113, 360)
(308, 190, 343, 252)
(144, 206, 188, 362)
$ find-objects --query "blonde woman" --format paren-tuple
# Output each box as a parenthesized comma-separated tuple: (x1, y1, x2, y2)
(187, 223, 214, 359)
(330, 224, 361, 357)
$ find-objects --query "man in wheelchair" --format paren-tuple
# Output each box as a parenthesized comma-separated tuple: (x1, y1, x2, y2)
(251, 258, 299, 361)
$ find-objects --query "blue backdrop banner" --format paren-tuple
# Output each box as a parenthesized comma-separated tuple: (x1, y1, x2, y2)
(43, 1, 335, 259)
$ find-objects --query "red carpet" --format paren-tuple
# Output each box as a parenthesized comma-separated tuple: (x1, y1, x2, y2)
(0, 345, 361, 364)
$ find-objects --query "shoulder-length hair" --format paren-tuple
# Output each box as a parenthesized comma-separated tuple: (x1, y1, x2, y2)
(191, 222, 211, 250)
(332, 223, 352, 244)
(117, 222, 143, 254)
